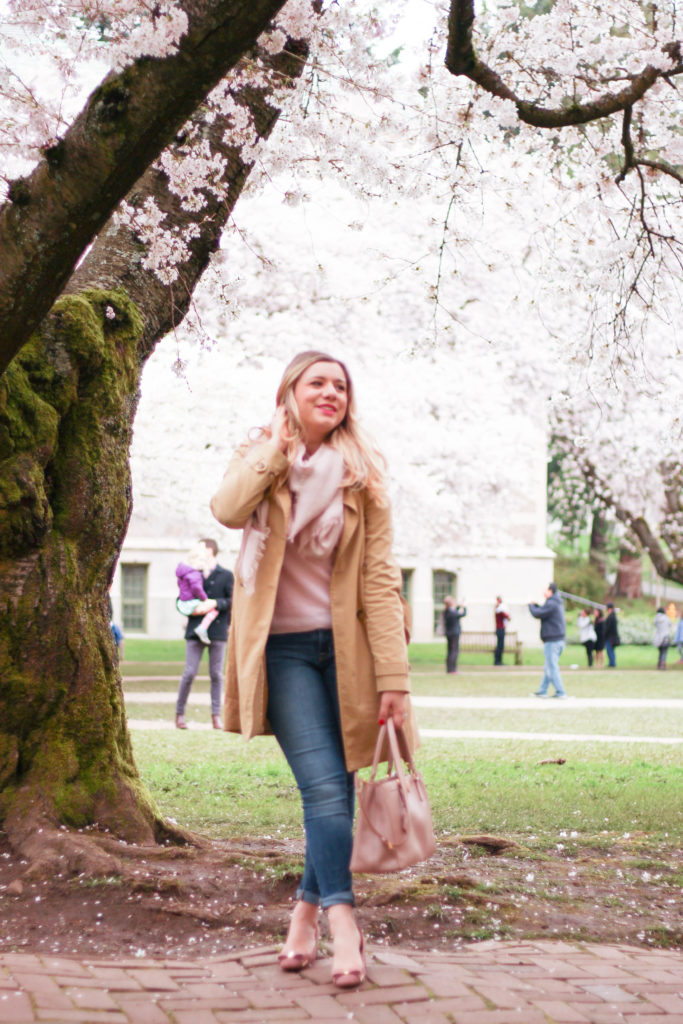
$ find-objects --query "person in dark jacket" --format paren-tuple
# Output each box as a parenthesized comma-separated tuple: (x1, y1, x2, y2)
(593, 608, 606, 668)
(529, 582, 567, 698)
(175, 538, 234, 730)
(444, 596, 467, 674)
(603, 602, 620, 668)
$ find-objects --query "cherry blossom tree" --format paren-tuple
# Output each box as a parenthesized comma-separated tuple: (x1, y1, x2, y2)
(444, 0, 682, 307)
(440, 0, 682, 586)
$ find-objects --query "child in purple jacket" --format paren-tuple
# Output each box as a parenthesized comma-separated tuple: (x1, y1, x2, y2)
(176, 545, 219, 644)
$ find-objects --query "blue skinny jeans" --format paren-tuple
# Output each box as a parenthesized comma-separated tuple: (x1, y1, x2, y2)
(265, 629, 355, 908)
(536, 639, 566, 696)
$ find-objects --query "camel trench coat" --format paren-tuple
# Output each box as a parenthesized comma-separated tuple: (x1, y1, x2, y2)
(210, 440, 416, 772)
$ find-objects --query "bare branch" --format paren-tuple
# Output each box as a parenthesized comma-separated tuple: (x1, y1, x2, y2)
(635, 158, 683, 185)
(617, 106, 635, 183)
(617, 104, 683, 185)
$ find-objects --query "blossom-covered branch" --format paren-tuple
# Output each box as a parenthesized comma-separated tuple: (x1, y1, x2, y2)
(66, 36, 310, 359)
(445, 0, 681, 130)
(0, 0, 290, 376)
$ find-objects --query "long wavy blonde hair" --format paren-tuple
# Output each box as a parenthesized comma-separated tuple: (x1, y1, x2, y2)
(257, 350, 388, 506)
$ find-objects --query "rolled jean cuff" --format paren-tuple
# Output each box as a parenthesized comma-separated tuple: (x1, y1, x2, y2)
(297, 887, 321, 907)
(320, 890, 355, 910)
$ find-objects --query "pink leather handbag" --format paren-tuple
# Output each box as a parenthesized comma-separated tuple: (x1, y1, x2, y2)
(350, 719, 436, 873)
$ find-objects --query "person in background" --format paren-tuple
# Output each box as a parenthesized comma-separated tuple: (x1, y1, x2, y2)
(108, 595, 124, 662)
(653, 607, 672, 670)
(444, 596, 467, 674)
(593, 608, 606, 668)
(175, 539, 234, 730)
(529, 583, 567, 698)
(675, 611, 683, 664)
(577, 608, 597, 667)
(666, 601, 677, 622)
(494, 596, 510, 666)
(604, 602, 620, 668)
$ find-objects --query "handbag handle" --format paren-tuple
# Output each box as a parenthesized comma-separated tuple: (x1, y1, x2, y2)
(368, 718, 411, 784)
(356, 719, 423, 851)
(384, 718, 415, 777)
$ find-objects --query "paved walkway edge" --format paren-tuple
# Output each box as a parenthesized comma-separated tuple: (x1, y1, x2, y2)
(1, 940, 681, 1023)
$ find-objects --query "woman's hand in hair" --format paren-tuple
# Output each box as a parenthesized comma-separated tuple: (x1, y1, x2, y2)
(270, 405, 290, 453)
(378, 690, 408, 731)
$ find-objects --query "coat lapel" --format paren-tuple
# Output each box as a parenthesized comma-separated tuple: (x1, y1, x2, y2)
(336, 491, 360, 561)
(271, 483, 292, 534)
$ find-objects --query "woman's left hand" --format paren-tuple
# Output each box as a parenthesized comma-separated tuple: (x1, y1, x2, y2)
(378, 690, 408, 731)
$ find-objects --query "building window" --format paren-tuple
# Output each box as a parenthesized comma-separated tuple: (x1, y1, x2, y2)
(433, 570, 456, 635)
(121, 564, 148, 632)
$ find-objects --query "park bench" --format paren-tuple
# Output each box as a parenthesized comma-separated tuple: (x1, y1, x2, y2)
(459, 631, 523, 665)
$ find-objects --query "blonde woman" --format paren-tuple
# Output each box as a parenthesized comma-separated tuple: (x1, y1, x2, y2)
(210, 351, 415, 989)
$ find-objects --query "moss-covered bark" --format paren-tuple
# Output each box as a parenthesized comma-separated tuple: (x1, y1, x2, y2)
(0, 290, 162, 862)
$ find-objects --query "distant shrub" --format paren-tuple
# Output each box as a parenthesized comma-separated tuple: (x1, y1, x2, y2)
(554, 556, 607, 604)
(619, 615, 656, 646)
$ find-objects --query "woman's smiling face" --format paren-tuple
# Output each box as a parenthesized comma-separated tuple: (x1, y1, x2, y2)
(293, 360, 348, 449)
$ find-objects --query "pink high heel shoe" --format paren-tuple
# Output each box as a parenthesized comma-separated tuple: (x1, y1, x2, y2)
(277, 923, 319, 972)
(332, 932, 365, 989)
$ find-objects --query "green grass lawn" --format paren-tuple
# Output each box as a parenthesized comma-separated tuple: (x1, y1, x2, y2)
(125, 649, 683, 844)
(408, 641, 682, 670)
(131, 729, 682, 840)
(123, 636, 682, 670)
(415, 705, 682, 737)
(409, 665, 683, 697)
(123, 638, 187, 661)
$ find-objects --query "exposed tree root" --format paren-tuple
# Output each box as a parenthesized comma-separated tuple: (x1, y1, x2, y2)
(452, 834, 521, 854)
(3, 797, 207, 882)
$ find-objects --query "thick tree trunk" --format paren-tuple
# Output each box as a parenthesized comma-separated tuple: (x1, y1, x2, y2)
(589, 509, 608, 579)
(612, 509, 683, 587)
(0, 38, 308, 876)
(0, 291, 166, 874)
(612, 548, 643, 599)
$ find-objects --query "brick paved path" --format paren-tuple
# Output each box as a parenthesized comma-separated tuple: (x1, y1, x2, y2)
(1, 940, 681, 1024)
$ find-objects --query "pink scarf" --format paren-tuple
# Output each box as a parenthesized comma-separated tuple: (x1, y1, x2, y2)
(238, 444, 344, 595)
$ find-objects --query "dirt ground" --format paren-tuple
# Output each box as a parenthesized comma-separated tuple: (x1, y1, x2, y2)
(0, 830, 680, 959)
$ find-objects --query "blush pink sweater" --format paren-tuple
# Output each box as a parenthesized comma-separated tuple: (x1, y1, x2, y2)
(270, 541, 333, 634)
